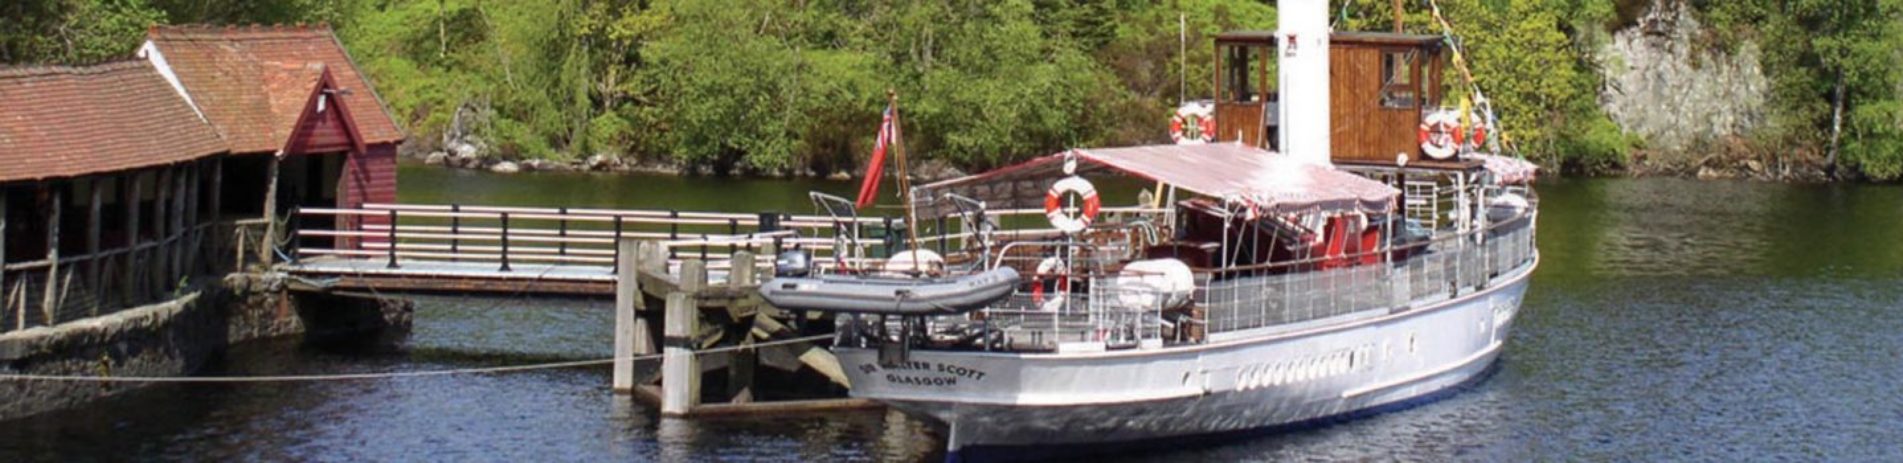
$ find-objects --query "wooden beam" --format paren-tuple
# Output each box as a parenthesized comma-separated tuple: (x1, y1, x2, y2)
(185, 163, 200, 277)
(262, 157, 280, 266)
(0, 187, 8, 328)
(170, 166, 186, 284)
(86, 177, 102, 316)
(209, 158, 223, 224)
(123, 172, 142, 304)
(152, 168, 170, 295)
(41, 184, 61, 326)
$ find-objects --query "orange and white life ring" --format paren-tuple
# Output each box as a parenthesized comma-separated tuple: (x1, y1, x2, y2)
(1169, 113, 1216, 144)
(1418, 111, 1462, 160)
(1044, 176, 1100, 234)
(1170, 101, 1217, 145)
(1030, 256, 1069, 311)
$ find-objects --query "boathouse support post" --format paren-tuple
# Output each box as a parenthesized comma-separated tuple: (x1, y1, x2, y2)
(123, 173, 141, 302)
(0, 188, 8, 326)
(42, 186, 62, 326)
(86, 178, 102, 316)
(174, 164, 188, 281)
(152, 168, 171, 295)
(613, 238, 646, 393)
(661, 291, 699, 416)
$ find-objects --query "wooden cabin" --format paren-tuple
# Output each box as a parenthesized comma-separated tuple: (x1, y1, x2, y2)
(1213, 31, 1462, 167)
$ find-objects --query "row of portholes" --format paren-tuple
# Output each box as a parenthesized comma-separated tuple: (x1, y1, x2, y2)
(1234, 345, 1376, 391)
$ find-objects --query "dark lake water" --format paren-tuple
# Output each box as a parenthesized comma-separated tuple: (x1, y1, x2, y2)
(3, 164, 1901, 461)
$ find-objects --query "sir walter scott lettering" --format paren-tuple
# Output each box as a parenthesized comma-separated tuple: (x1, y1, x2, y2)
(858, 361, 988, 387)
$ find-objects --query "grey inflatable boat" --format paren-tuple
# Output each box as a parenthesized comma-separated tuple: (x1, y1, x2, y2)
(758, 267, 1020, 315)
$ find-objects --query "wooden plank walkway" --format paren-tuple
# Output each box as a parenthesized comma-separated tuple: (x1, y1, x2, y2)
(286, 258, 619, 295)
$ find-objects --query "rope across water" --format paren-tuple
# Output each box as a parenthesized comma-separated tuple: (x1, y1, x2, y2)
(0, 334, 833, 383)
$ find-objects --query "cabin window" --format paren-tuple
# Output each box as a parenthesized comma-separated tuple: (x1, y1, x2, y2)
(1380, 51, 1418, 109)
(1221, 45, 1262, 103)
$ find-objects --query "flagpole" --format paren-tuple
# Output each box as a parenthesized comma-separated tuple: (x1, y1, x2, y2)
(888, 90, 922, 267)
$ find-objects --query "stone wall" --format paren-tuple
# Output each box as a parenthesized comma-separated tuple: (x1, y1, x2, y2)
(0, 291, 224, 420)
(0, 274, 414, 421)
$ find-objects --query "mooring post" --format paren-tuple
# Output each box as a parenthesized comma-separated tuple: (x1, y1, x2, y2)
(614, 238, 643, 392)
(730, 251, 756, 289)
(681, 258, 707, 294)
(727, 251, 758, 403)
(661, 291, 699, 416)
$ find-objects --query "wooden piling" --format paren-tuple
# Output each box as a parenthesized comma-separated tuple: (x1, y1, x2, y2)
(730, 251, 756, 288)
(661, 291, 699, 416)
(613, 238, 644, 392)
(727, 251, 757, 402)
(680, 258, 707, 293)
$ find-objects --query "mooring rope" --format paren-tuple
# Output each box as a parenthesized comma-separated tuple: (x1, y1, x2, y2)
(0, 334, 833, 383)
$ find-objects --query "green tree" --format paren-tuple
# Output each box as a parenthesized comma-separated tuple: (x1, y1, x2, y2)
(1, 0, 166, 64)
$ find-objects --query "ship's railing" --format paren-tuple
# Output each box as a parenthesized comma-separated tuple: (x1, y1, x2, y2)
(1199, 199, 1537, 338)
(897, 191, 1538, 352)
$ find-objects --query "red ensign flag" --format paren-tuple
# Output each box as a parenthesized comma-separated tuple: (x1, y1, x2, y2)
(854, 105, 895, 208)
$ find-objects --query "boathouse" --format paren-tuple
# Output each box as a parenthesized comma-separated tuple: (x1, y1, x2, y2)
(1, 24, 404, 331)
(140, 24, 405, 247)
(0, 61, 231, 329)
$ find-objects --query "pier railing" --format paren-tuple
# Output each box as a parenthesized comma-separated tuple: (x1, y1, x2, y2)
(291, 204, 896, 274)
(286, 203, 1169, 278)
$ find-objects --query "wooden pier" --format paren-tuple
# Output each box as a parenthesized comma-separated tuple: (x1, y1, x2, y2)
(282, 203, 891, 415)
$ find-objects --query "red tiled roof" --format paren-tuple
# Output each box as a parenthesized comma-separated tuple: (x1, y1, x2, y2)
(0, 61, 228, 183)
(146, 24, 403, 154)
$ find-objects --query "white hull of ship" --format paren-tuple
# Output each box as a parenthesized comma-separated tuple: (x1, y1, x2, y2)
(834, 260, 1535, 452)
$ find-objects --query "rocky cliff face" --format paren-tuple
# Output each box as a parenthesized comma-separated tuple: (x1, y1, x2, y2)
(1598, 0, 1769, 153)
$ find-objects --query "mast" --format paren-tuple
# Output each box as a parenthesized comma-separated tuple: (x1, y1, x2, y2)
(888, 90, 923, 265)
(1392, 0, 1405, 33)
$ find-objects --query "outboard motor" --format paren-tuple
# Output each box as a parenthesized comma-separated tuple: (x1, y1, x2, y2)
(775, 249, 813, 277)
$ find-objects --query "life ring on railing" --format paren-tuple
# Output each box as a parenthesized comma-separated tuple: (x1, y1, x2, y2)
(1467, 120, 1490, 149)
(1169, 102, 1217, 145)
(1030, 256, 1069, 311)
(1418, 111, 1461, 160)
(1044, 176, 1101, 234)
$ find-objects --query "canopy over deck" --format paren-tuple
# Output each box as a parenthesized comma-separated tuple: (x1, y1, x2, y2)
(912, 144, 1398, 217)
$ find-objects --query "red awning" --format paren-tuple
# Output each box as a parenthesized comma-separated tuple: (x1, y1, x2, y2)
(917, 144, 1398, 215)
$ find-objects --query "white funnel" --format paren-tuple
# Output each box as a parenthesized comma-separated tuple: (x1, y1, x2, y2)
(1277, 0, 1331, 165)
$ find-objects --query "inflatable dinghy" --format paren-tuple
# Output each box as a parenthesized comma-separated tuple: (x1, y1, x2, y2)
(758, 267, 1020, 315)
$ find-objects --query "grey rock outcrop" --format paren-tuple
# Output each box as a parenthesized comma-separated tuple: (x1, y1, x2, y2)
(1599, 0, 1769, 151)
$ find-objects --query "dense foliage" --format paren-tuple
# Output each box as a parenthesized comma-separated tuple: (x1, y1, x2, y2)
(3, 0, 1900, 179)
(1695, 0, 1903, 179)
